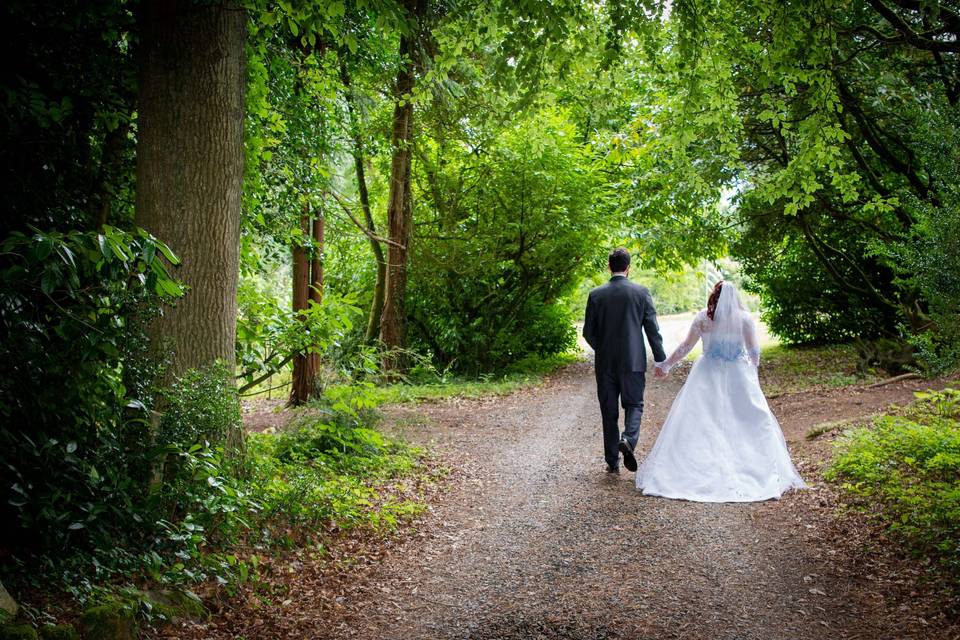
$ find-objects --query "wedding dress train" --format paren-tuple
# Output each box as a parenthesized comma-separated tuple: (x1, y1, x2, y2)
(636, 284, 806, 502)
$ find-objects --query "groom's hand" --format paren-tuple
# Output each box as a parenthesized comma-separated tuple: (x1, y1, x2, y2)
(654, 364, 667, 379)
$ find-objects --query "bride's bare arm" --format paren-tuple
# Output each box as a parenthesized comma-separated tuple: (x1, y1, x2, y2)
(744, 315, 761, 368)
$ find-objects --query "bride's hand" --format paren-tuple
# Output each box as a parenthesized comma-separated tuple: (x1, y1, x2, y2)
(654, 364, 668, 379)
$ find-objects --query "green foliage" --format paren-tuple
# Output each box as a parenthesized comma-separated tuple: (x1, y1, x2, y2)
(248, 415, 424, 534)
(408, 109, 601, 372)
(0, 625, 38, 640)
(0, 226, 181, 554)
(618, 0, 960, 354)
(896, 121, 960, 373)
(367, 352, 578, 404)
(827, 389, 960, 581)
(158, 363, 241, 450)
(236, 286, 370, 392)
(2, 365, 429, 609)
(1, 1, 137, 236)
(740, 231, 892, 345)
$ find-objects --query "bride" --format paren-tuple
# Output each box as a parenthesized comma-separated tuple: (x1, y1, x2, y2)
(636, 281, 806, 502)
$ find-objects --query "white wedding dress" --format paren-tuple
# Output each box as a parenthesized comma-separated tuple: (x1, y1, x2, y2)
(636, 283, 806, 502)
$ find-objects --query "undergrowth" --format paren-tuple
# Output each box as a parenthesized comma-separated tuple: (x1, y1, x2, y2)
(759, 343, 881, 395)
(827, 388, 960, 582)
(1, 379, 436, 627)
(365, 351, 579, 404)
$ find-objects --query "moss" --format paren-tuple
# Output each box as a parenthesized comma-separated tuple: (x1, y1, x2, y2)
(80, 602, 137, 640)
(143, 589, 205, 621)
(38, 625, 78, 640)
(0, 624, 38, 640)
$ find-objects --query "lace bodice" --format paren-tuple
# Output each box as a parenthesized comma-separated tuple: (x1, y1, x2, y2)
(656, 310, 761, 373)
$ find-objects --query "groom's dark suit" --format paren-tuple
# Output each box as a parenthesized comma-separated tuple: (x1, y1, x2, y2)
(583, 275, 666, 469)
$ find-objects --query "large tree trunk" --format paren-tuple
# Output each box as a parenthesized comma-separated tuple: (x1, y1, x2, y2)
(135, 0, 246, 382)
(379, 2, 422, 372)
(289, 213, 318, 406)
(339, 59, 386, 344)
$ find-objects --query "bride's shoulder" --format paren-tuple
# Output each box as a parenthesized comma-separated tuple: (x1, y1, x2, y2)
(694, 309, 710, 326)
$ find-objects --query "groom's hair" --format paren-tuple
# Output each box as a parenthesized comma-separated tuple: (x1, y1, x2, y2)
(608, 248, 631, 272)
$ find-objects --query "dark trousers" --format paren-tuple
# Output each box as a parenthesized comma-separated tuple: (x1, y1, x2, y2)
(595, 370, 646, 468)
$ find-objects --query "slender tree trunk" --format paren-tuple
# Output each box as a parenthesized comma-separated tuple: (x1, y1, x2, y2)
(306, 212, 324, 379)
(135, 0, 246, 383)
(309, 213, 324, 306)
(379, 1, 422, 372)
(339, 60, 387, 344)
(289, 212, 318, 406)
(360, 157, 387, 345)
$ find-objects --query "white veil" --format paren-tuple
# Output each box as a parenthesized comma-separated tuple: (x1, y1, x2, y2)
(709, 282, 748, 360)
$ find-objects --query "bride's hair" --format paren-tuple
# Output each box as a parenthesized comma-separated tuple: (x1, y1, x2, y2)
(706, 281, 724, 320)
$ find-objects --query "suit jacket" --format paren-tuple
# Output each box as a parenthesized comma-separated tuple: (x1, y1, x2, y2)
(583, 275, 666, 372)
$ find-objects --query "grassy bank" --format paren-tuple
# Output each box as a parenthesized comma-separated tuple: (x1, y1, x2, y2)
(759, 343, 883, 396)
(827, 388, 960, 583)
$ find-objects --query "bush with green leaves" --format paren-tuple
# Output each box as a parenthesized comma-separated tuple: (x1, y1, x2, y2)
(158, 363, 242, 450)
(407, 109, 602, 373)
(236, 283, 368, 391)
(827, 388, 960, 581)
(0, 226, 181, 554)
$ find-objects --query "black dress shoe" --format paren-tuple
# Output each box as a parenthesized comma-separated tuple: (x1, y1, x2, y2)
(619, 439, 638, 472)
(606, 464, 620, 474)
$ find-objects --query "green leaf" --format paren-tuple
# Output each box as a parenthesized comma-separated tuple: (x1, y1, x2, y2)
(41, 267, 59, 295)
(143, 241, 156, 266)
(156, 240, 180, 266)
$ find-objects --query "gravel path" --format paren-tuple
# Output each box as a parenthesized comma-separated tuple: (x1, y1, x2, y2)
(315, 361, 957, 640)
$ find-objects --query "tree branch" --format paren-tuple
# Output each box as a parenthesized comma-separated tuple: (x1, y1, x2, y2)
(326, 189, 407, 249)
(866, 0, 960, 51)
(237, 351, 296, 393)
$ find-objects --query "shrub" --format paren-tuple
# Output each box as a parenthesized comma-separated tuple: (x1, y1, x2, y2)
(158, 363, 241, 450)
(407, 109, 603, 373)
(0, 226, 181, 554)
(826, 388, 960, 580)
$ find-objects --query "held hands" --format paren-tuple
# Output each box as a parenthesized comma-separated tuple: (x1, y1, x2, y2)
(654, 363, 668, 379)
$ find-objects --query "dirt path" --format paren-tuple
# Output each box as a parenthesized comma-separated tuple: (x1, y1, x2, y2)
(309, 361, 959, 640)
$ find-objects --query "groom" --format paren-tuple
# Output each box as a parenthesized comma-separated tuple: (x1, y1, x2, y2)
(583, 248, 666, 474)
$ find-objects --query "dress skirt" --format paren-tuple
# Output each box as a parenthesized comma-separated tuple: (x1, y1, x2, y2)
(636, 355, 806, 502)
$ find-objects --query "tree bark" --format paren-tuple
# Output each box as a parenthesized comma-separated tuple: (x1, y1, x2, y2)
(379, 0, 423, 373)
(135, 0, 246, 383)
(306, 212, 324, 385)
(289, 212, 317, 406)
(309, 213, 324, 306)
